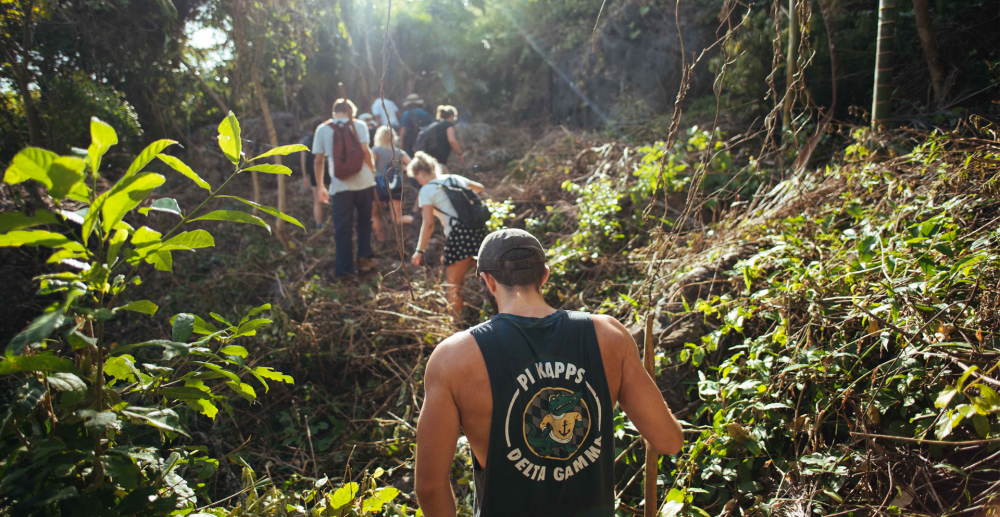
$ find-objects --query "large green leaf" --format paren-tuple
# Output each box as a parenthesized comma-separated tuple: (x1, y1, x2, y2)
(219, 345, 248, 358)
(78, 409, 119, 433)
(118, 300, 159, 316)
(233, 318, 271, 338)
(88, 117, 118, 174)
(0, 352, 80, 375)
(217, 112, 242, 164)
(0, 230, 87, 255)
(104, 355, 138, 382)
(3, 147, 58, 185)
(0, 211, 60, 233)
(138, 198, 181, 217)
(157, 387, 215, 401)
(243, 164, 292, 175)
(157, 154, 211, 191)
(124, 139, 177, 179)
(163, 230, 214, 249)
(172, 314, 196, 342)
(101, 173, 166, 234)
(250, 144, 308, 161)
(47, 372, 87, 406)
(190, 210, 270, 233)
(107, 228, 128, 264)
(46, 157, 88, 200)
(169, 314, 218, 335)
(7, 309, 66, 355)
(120, 407, 188, 436)
(217, 196, 304, 230)
(148, 249, 173, 271)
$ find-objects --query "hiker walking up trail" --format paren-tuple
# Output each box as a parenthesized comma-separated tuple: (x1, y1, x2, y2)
(400, 93, 432, 156)
(414, 229, 684, 517)
(312, 98, 377, 277)
(407, 152, 487, 319)
(414, 105, 464, 172)
(371, 126, 413, 242)
(371, 92, 400, 129)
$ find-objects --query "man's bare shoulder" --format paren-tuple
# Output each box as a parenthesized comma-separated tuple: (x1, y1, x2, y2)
(425, 331, 485, 381)
(590, 314, 634, 354)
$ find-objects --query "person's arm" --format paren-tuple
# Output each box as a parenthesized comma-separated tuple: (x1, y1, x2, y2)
(313, 153, 329, 205)
(599, 315, 684, 454)
(446, 126, 463, 164)
(465, 179, 484, 194)
(414, 339, 462, 517)
(412, 203, 435, 266)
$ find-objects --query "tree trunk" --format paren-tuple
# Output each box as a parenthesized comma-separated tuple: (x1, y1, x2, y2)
(912, 0, 947, 105)
(230, 0, 262, 208)
(782, 0, 800, 135)
(871, 0, 897, 131)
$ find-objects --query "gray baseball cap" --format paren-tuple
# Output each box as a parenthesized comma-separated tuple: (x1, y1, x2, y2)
(476, 229, 545, 273)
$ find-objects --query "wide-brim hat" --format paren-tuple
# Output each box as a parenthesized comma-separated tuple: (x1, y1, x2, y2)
(403, 93, 424, 106)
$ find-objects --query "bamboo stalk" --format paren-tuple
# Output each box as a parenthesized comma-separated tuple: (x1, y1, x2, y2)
(871, 0, 897, 130)
(643, 313, 657, 517)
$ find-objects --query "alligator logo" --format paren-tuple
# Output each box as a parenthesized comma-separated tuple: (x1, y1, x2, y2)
(522, 388, 590, 460)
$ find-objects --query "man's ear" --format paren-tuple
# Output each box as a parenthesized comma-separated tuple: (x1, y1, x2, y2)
(482, 272, 499, 295)
(539, 266, 550, 289)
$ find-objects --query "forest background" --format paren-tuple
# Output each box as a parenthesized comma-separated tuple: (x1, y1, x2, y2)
(1, 0, 999, 516)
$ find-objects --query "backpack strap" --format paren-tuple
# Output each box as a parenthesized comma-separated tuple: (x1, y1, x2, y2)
(426, 179, 460, 223)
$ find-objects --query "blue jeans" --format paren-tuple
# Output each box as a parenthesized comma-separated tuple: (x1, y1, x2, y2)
(332, 187, 375, 276)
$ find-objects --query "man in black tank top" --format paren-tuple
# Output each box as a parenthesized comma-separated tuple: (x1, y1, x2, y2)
(415, 229, 684, 517)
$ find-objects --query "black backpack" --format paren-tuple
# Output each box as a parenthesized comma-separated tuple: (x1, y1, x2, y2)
(413, 120, 446, 157)
(403, 109, 431, 154)
(430, 177, 491, 230)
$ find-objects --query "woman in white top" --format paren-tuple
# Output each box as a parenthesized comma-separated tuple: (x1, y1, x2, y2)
(408, 152, 486, 319)
(370, 126, 413, 241)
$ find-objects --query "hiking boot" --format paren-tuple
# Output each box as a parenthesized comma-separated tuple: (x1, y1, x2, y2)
(358, 257, 376, 273)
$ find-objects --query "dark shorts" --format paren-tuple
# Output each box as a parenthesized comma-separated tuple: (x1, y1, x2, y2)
(443, 220, 487, 267)
(308, 169, 331, 188)
(375, 167, 403, 202)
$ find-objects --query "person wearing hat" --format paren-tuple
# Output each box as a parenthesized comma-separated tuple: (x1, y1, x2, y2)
(358, 113, 378, 144)
(413, 229, 684, 517)
(400, 93, 432, 156)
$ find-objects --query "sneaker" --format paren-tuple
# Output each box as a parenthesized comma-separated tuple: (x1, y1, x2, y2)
(358, 257, 376, 273)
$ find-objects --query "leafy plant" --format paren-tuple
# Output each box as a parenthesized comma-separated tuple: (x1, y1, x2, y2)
(0, 113, 303, 515)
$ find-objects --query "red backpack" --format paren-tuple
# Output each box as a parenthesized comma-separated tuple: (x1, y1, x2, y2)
(326, 119, 365, 180)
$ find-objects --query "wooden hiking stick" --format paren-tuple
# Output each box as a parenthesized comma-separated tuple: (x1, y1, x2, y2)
(644, 313, 657, 517)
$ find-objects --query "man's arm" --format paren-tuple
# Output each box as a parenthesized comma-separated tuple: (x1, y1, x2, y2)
(415, 340, 462, 517)
(597, 315, 684, 454)
(301, 152, 309, 190)
(313, 153, 329, 205)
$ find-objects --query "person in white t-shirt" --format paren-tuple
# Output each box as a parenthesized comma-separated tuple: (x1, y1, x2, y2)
(371, 94, 400, 128)
(312, 98, 377, 277)
(407, 151, 486, 320)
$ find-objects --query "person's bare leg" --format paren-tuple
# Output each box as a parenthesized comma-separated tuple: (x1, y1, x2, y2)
(444, 257, 475, 320)
(372, 200, 386, 242)
(392, 199, 413, 225)
(313, 195, 324, 227)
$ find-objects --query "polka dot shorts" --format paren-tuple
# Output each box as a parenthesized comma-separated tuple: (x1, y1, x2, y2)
(444, 220, 487, 266)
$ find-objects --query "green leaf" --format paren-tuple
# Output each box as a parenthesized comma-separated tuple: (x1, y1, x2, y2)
(0, 230, 87, 256)
(0, 211, 60, 233)
(957, 367, 978, 392)
(120, 407, 188, 436)
(78, 409, 119, 433)
(217, 112, 242, 164)
(163, 230, 214, 249)
(118, 300, 159, 316)
(4, 147, 58, 185)
(249, 144, 308, 161)
(101, 173, 166, 234)
(329, 483, 360, 510)
(88, 117, 118, 173)
(172, 314, 196, 342)
(157, 154, 211, 191)
(139, 198, 181, 217)
(124, 139, 177, 179)
(979, 386, 1000, 408)
(0, 352, 79, 376)
(190, 210, 270, 233)
(935, 385, 958, 409)
(47, 372, 87, 406)
(217, 196, 304, 230)
(158, 387, 213, 401)
(242, 303, 271, 324)
(105, 355, 138, 382)
(49, 157, 89, 200)
(254, 366, 293, 385)
(7, 309, 66, 354)
(106, 228, 128, 264)
(973, 414, 990, 438)
(149, 249, 173, 272)
(219, 345, 248, 358)
(234, 318, 270, 337)
(243, 164, 293, 175)
(226, 381, 257, 402)
(186, 398, 219, 419)
(169, 314, 218, 335)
